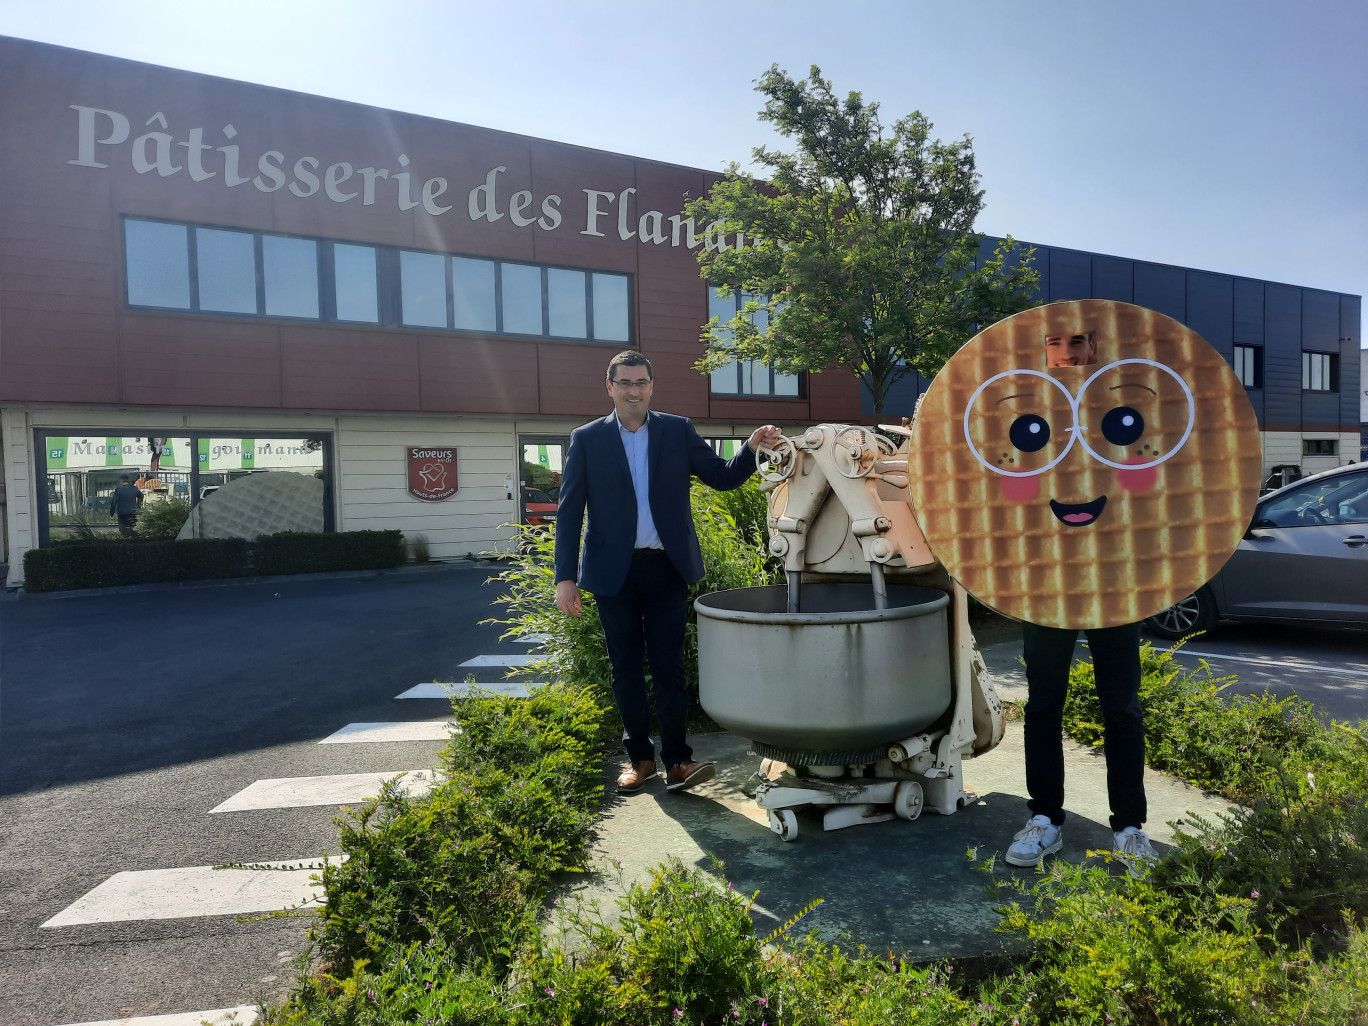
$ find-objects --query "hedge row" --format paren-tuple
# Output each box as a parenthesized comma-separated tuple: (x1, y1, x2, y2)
(22, 530, 405, 592)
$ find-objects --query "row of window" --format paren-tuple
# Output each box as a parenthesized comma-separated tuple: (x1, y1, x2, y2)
(1230, 345, 1340, 393)
(123, 218, 632, 343)
(122, 218, 1338, 399)
(707, 288, 800, 398)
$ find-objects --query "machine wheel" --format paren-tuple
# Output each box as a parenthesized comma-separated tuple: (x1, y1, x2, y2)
(894, 781, 923, 821)
(1145, 586, 1217, 640)
(768, 808, 799, 841)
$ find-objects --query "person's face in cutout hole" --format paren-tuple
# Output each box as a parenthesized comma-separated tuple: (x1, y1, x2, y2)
(1046, 333, 1098, 367)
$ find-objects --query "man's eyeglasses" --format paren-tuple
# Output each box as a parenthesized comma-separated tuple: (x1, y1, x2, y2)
(611, 378, 651, 389)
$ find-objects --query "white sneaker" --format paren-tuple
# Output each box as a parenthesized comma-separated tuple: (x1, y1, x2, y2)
(1006, 814, 1062, 867)
(1114, 826, 1157, 877)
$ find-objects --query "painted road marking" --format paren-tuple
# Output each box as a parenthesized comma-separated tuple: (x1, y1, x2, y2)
(209, 770, 440, 813)
(319, 720, 454, 743)
(458, 654, 542, 667)
(395, 681, 540, 699)
(513, 633, 550, 644)
(41, 858, 340, 928)
(57, 1006, 259, 1026)
(1176, 647, 1368, 680)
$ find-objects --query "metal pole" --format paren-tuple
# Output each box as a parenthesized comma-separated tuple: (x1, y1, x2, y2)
(787, 570, 802, 613)
(869, 561, 888, 610)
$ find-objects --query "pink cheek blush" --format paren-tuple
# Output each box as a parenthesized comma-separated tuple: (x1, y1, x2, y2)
(1116, 459, 1158, 493)
(998, 474, 1040, 503)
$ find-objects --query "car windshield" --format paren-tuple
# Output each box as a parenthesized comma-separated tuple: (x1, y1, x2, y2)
(1258, 470, 1368, 527)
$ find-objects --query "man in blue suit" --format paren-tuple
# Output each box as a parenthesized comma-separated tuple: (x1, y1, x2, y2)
(554, 351, 781, 794)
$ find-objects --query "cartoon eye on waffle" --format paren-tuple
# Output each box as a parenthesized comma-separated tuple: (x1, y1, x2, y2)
(909, 299, 1263, 630)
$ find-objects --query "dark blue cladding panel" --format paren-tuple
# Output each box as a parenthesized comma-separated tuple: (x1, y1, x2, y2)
(1263, 284, 1302, 428)
(1049, 249, 1091, 301)
(1301, 291, 1340, 348)
(1134, 263, 1186, 321)
(1091, 256, 1133, 302)
(1233, 279, 1264, 343)
(866, 371, 924, 419)
(1302, 392, 1341, 431)
(1340, 295, 1361, 426)
(1340, 295, 1361, 347)
(1185, 271, 1233, 358)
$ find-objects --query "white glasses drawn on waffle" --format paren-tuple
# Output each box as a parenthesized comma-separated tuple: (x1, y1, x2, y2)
(962, 358, 1197, 478)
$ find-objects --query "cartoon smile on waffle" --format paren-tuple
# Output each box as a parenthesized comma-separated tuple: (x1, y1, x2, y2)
(959, 353, 1197, 532)
(908, 300, 1263, 630)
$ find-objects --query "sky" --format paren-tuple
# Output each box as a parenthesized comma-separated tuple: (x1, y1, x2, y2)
(3, 0, 1365, 324)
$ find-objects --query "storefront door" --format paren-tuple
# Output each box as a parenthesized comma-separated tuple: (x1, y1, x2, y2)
(518, 436, 568, 528)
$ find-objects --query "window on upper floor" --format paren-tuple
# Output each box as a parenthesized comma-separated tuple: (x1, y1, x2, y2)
(1302, 351, 1338, 392)
(1232, 345, 1262, 388)
(707, 287, 800, 398)
(121, 216, 631, 343)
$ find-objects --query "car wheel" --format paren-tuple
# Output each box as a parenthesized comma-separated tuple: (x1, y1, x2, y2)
(1145, 587, 1217, 640)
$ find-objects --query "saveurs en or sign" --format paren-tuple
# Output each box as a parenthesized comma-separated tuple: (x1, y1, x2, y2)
(407, 447, 457, 502)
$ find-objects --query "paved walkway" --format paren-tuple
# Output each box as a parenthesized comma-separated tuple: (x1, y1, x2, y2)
(566, 716, 1233, 961)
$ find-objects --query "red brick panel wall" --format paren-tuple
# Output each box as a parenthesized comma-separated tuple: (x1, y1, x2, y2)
(0, 37, 860, 423)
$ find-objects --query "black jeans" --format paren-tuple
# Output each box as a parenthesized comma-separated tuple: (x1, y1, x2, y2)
(594, 549, 692, 768)
(1022, 621, 1146, 832)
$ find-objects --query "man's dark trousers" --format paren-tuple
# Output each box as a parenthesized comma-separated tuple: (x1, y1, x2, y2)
(595, 548, 691, 768)
(1022, 621, 1146, 831)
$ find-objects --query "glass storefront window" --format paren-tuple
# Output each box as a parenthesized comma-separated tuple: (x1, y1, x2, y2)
(125, 220, 190, 308)
(196, 228, 258, 314)
(38, 432, 331, 545)
(263, 235, 319, 318)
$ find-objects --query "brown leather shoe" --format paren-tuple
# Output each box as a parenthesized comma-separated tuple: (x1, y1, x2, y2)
(617, 760, 657, 794)
(665, 760, 716, 792)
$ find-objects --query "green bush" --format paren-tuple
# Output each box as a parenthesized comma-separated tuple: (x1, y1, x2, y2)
(135, 497, 192, 538)
(23, 537, 250, 591)
(260, 639, 1368, 1026)
(1063, 638, 1368, 953)
(254, 530, 405, 575)
(308, 688, 603, 975)
(484, 478, 781, 728)
(23, 529, 406, 591)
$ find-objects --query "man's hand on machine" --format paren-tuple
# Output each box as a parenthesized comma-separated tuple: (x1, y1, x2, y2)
(555, 579, 583, 617)
(747, 425, 783, 451)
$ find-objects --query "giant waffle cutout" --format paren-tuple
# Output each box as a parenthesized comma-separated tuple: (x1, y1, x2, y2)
(909, 300, 1262, 629)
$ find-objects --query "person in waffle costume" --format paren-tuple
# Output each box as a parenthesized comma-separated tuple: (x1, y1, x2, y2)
(908, 301, 1262, 876)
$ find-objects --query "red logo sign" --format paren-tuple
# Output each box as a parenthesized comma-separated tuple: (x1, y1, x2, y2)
(407, 447, 458, 501)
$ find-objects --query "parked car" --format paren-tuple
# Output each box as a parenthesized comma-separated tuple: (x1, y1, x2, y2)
(1146, 463, 1368, 638)
(522, 487, 558, 526)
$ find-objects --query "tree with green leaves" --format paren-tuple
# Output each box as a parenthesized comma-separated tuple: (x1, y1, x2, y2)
(686, 65, 1039, 422)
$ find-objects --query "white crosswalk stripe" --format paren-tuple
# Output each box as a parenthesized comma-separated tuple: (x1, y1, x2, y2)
(458, 654, 542, 667)
(318, 719, 454, 743)
(46, 642, 544, 1020)
(41, 858, 341, 928)
(54, 1005, 259, 1026)
(209, 770, 441, 812)
(395, 681, 540, 699)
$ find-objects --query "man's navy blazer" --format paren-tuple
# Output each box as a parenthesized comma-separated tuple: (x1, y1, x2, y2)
(553, 411, 758, 597)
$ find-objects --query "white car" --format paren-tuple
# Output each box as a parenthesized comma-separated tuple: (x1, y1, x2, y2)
(1146, 463, 1368, 638)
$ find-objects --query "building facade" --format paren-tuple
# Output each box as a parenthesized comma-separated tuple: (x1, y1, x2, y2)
(1, 36, 1360, 587)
